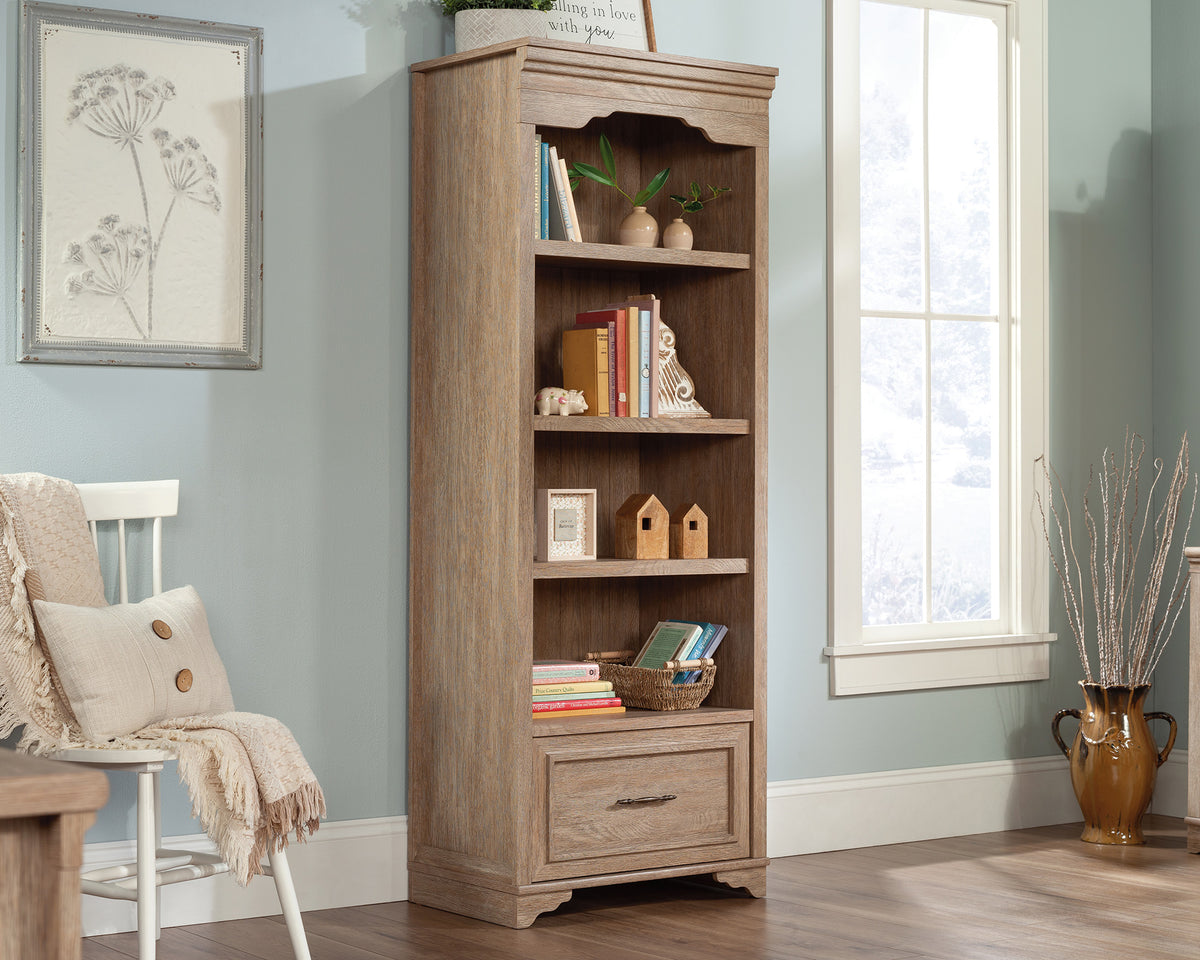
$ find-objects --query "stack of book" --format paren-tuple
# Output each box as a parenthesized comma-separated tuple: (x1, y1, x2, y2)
(633, 620, 727, 684)
(535, 135, 583, 243)
(562, 295, 660, 418)
(532, 660, 625, 718)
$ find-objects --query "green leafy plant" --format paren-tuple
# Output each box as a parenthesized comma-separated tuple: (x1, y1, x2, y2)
(570, 133, 670, 208)
(435, 0, 554, 14)
(670, 182, 731, 216)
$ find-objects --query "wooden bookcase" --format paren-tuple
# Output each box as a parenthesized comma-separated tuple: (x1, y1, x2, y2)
(408, 39, 776, 928)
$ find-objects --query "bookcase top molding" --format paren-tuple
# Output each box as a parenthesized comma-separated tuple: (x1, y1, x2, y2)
(411, 39, 776, 146)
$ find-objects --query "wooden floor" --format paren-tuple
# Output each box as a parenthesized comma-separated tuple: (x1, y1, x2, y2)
(83, 816, 1200, 960)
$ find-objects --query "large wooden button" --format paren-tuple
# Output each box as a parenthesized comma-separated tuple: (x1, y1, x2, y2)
(175, 668, 193, 693)
(152, 619, 173, 640)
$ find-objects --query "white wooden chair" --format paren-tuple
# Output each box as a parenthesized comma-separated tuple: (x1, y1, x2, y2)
(50, 480, 311, 960)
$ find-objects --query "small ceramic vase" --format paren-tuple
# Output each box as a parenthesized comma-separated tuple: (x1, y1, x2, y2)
(663, 218, 694, 250)
(619, 206, 659, 247)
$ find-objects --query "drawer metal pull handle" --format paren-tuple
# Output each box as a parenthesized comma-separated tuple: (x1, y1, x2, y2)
(616, 794, 677, 805)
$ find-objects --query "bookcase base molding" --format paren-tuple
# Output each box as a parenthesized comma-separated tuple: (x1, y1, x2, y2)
(408, 861, 770, 929)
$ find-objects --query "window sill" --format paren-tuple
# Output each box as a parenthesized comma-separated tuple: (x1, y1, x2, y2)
(822, 633, 1056, 696)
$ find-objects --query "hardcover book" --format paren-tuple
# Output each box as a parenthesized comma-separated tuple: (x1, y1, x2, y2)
(532, 705, 626, 718)
(531, 660, 601, 683)
(530, 680, 613, 697)
(562, 327, 610, 417)
(547, 145, 579, 243)
(575, 308, 625, 417)
(632, 620, 703, 669)
(678, 623, 727, 683)
(611, 295, 660, 417)
(532, 697, 623, 712)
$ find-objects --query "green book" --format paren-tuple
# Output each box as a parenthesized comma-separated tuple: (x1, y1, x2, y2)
(633, 621, 703, 669)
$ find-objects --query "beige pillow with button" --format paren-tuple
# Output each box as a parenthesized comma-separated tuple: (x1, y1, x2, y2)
(32, 585, 234, 741)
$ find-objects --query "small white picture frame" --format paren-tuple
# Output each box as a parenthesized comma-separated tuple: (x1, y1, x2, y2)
(535, 488, 597, 562)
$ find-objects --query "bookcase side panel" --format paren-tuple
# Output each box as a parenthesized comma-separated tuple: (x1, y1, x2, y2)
(409, 53, 533, 881)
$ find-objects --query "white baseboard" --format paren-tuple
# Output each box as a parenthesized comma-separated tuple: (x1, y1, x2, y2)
(766, 752, 1188, 858)
(81, 816, 408, 937)
(81, 753, 1189, 934)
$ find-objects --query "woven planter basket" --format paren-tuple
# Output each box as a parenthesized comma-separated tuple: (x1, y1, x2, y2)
(585, 653, 716, 711)
(454, 9, 549, 52)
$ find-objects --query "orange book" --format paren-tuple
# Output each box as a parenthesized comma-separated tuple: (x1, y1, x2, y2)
(561, 327, 610, 417)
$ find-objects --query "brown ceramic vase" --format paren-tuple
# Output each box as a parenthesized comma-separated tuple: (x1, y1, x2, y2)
(1052, 682, 1176, 844)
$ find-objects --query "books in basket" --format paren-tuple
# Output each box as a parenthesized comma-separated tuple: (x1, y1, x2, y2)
(670, 622, 727, 683)
(532, 660, 601, 684)
(632, 620, 704, 670)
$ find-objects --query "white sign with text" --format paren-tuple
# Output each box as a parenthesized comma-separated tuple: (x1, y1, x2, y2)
(546, 0, 650, 51)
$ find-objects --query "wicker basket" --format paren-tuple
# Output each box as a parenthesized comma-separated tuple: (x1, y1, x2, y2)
(584, 651, 716, 711)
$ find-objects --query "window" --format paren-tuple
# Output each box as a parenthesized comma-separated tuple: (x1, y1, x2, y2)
(826, 0, 1053, 694)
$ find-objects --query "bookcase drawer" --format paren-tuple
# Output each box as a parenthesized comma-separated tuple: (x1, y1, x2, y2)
(531, 724, 750, 882)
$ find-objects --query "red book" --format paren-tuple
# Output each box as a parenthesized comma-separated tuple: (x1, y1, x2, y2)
(576, 308, 627, 417)
(532, 697, 623, 712)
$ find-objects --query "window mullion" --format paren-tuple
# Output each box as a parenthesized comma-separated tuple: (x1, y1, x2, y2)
(922, 7, 933, 625)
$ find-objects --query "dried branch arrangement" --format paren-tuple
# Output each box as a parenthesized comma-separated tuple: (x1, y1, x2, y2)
(1036, 432, 1198, 686)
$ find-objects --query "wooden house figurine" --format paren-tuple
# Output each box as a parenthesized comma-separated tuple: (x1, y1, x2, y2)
(615, 493, 669, 560)
(670, 502, 709, 559)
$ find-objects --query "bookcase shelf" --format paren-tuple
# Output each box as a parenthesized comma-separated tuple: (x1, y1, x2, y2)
(534, 239, 751, 271)
(533, 558, 749, 580)
(531, 705, 755, 738)
(533, 416, 751, 435)
(410, 39, 775, 929)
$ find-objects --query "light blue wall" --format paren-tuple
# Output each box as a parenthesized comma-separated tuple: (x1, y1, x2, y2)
(0, 0, 1163, 843)
(1, 0, 445, 840)
(1152, 0, 1200, 740)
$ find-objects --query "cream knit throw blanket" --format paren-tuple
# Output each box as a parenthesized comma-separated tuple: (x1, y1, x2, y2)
(0, 473, 324, 885)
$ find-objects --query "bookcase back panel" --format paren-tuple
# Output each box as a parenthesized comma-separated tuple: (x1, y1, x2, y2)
(540, 116, 755, 254)
(533, 579, 642, 662)
(638, 576, 757, 710)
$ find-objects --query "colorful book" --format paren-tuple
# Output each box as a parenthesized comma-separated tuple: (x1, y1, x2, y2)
(532, 697, 623, 712)
(622, 305, 640, 417)
(619, 296, 660, 417)
(531, 680, 613, 697)
(532, 660, 600, 683)
(558, 156, 584, 242)
(668, 621, 717, 683)
(533, 690, 618, 702)
(533, 133, 541, 240)
(577, 308, 627, 417)
(539, 138, 550, 240)
(562, 326, 610, 417)
(547, 146, 579, 243)
(576, 312, 619, 415)
(533, 706, 626, 718)
(632, 620, 703, 670)
(679, 623, 727, 683)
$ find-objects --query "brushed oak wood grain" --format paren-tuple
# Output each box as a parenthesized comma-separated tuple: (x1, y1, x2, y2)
(410, 39, 773, 926)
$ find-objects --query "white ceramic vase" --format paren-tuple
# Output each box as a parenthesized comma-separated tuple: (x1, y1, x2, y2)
(663, 218, 694, 250)
(619, 206, 659, 247)
(454, 9, 549, 52)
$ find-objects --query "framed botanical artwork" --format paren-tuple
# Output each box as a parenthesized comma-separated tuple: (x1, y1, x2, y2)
(535, 488, 597, 562)
(19, 3, 263, 368)
(546, 0, 656, 52)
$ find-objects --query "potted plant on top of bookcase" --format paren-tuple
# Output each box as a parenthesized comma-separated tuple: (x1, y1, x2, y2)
(434, 0, 555, 53)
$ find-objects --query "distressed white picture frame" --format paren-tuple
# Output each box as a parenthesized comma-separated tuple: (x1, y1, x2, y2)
(19, 3, 263, 367)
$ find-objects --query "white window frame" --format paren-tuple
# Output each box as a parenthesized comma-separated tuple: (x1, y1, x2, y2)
(825, 0, 1054, 695)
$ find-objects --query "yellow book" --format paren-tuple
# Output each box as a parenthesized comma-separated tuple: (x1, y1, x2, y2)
(531, 680, 614, 696)
(624, 305, 640, 417)
(562, 327, 610, 417)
